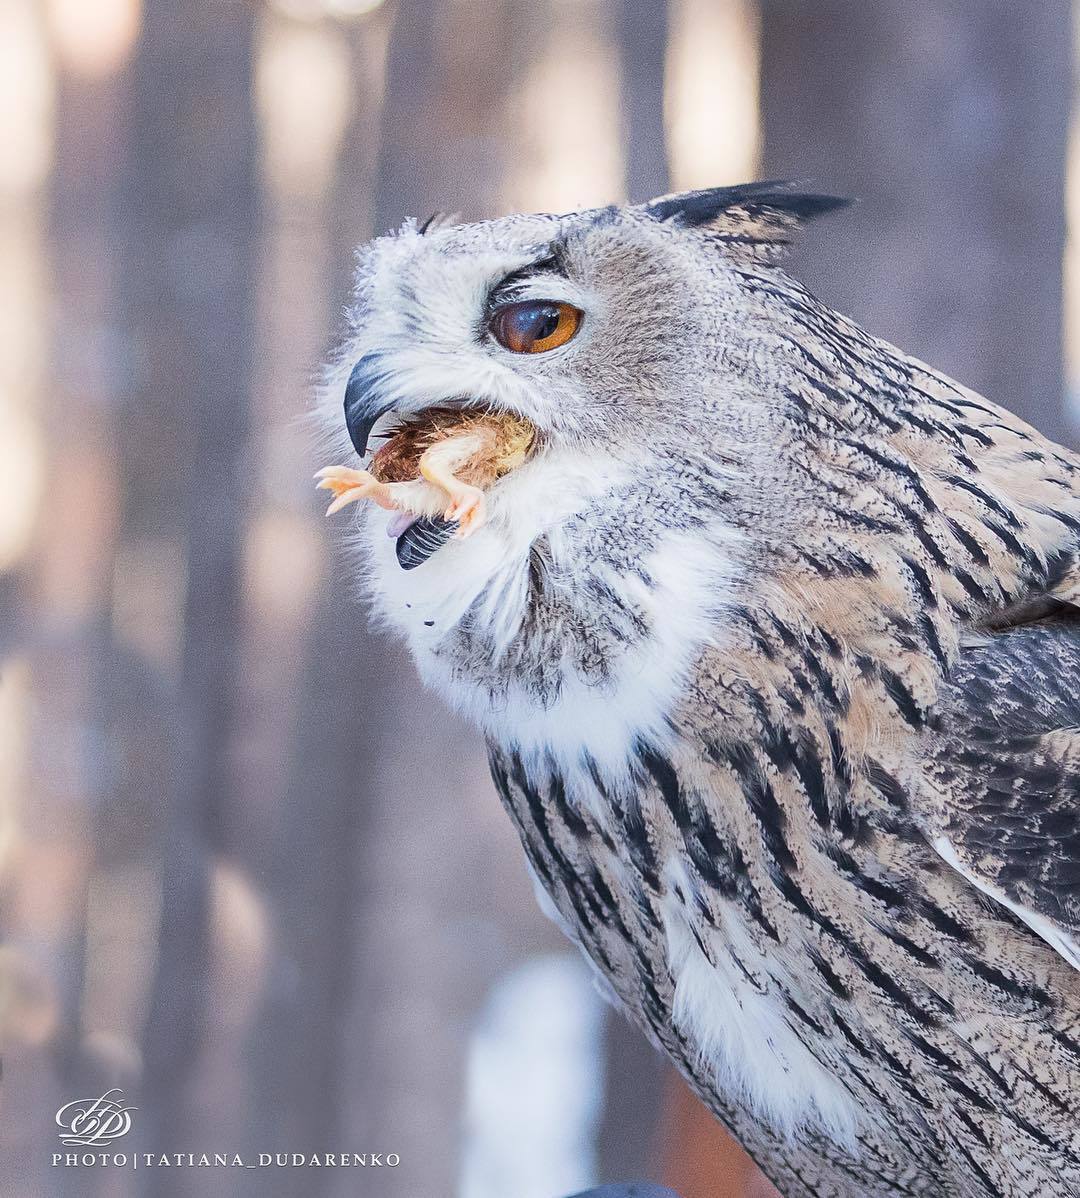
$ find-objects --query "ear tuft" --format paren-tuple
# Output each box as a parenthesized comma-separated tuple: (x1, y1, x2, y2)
(641, 182, 851, 263)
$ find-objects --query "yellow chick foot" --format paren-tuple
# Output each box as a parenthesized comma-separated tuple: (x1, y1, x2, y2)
(442, 483, 486, 538)
(315, 465, 397, 516)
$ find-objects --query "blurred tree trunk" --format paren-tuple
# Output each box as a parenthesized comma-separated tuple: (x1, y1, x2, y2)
(46, 24, 131, 1096)
(759, 0, 1073, 444)
(374, 0, 517, 229)
(125, 0, 258, 1185)
(618, 0, 670, 201)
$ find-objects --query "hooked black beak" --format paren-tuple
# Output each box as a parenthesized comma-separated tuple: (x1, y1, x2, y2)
(343, 353, 393, 458)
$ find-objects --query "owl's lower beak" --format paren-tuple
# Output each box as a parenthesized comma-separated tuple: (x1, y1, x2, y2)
(343, 354, 393, 458)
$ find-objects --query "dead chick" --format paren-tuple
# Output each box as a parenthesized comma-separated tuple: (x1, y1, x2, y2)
(316, 407, 535, 538)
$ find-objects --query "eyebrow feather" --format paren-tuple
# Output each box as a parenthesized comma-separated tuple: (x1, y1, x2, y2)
(486, 246, 567, 308)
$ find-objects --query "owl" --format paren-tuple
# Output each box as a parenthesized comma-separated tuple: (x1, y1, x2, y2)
(317, 185, 1080, 1197)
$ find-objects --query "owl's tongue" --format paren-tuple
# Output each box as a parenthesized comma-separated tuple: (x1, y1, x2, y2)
(386, 511, 417, 538)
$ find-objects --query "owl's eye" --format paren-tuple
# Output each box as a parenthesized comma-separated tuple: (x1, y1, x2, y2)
(489, 300, 582, 354)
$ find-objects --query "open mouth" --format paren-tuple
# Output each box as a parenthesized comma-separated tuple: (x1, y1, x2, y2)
(317, 403, 538, 570)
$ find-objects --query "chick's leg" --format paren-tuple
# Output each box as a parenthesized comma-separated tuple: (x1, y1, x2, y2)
(315, 466, 398, 516)
(418, 434, 487, 537)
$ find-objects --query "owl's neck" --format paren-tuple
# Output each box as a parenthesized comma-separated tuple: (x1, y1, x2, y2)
(433, 522, 743, 787)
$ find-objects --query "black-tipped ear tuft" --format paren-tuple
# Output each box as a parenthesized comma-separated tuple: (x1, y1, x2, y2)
(643, 182, 851, 227)
(641, 182, 851, 263)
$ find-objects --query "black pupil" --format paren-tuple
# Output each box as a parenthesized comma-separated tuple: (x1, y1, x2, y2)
(513, 302, 560, 344)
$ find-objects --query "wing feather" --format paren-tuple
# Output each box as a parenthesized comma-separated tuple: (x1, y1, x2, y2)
(921, 578, 1080, 971)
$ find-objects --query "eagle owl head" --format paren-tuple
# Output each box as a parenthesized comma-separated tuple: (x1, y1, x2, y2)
(318, 186, 847, 777)
(321, 184, 846, 460)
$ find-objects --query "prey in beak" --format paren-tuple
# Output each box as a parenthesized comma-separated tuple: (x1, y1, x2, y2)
(317, 397, 536, 570)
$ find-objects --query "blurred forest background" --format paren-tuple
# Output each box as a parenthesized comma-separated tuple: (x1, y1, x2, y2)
(1, 2, 1076, 1197)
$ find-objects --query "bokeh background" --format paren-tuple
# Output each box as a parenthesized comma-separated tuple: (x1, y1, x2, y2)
(2, 2, 1077, 1196)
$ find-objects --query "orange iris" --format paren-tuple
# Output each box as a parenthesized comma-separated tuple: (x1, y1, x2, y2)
(490, 300, 582, 354)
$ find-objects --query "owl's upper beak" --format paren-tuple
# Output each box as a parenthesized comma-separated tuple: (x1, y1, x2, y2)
(343, 353, 394, 458)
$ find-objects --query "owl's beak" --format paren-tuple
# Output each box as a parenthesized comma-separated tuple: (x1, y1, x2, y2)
(343, 354, 393, 458)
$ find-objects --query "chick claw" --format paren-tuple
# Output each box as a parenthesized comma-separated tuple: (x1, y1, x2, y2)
(315, 465, 395, 516)
(444, 485, 486, 538)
